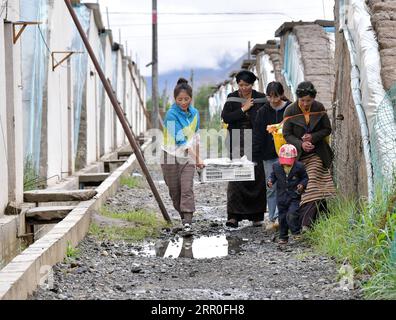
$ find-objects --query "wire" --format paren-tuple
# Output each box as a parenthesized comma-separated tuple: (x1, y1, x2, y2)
(106, 11, 294, 18)
(37, 24, 51, 53)
(110, 17, 290, 27)
(123, 29, 276, 40)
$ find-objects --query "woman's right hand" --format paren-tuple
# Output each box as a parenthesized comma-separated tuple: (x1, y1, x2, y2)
(196, 163, 205, 169)
(242, 98, 254, 112)
(302, 141, 315, 153)
(196, 158, 205, 169)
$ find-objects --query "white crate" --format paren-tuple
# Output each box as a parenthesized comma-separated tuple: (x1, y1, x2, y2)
(201, 164, 255, 182)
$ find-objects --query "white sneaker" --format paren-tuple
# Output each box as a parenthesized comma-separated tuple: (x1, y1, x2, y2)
(183, 223, 192, 232)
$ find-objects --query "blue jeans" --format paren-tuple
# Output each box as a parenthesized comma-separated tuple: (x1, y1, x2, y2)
(263, 158, 278, 222)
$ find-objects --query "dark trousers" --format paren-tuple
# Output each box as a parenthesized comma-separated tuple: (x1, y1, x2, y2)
(300, 199, 328, 228)
(277, 199, 301, 240)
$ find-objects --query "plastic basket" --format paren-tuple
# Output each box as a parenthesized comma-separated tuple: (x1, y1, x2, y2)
(201, 164, 255, 182)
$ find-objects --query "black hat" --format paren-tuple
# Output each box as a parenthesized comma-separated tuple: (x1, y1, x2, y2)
(236, 70, 258, 84)
(296, 81, 317, 98)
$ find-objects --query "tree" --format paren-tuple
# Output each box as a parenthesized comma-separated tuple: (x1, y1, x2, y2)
(194, 84, 215, 127)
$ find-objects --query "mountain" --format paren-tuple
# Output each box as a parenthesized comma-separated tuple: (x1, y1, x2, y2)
(145, 53, 247, 98)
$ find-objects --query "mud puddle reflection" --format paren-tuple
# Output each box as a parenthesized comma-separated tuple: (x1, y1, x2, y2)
(132, 235, 246, 259)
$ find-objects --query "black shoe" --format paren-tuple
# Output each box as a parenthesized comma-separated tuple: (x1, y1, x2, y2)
(225, 219, 238, 228)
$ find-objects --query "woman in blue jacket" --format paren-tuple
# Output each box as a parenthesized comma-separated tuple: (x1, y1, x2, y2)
(161, 78, 204, 233)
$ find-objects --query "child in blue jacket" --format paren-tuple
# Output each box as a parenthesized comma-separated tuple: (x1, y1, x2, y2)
(267, 144, 308, 244)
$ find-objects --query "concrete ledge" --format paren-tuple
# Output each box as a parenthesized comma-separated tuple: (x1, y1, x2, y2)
(0, 142, 151, 300)
(0, 216, 21, 270)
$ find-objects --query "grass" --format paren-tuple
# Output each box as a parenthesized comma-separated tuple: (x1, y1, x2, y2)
(65, 241, 80, 259)
(23, 155, 42, 191)
(64, 241, 80, 267)
(305, 189, 396, 299)
(120, 175, 143, 189)
(89, 207, 169, 242)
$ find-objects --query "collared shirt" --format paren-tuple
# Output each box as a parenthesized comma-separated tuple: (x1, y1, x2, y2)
(298, 102, 311, 125)
(162, 103, 200, 159)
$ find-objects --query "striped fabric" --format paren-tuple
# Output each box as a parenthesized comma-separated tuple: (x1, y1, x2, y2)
(300, 153, 336, 206)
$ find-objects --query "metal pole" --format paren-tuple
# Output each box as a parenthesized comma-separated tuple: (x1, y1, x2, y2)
(64, 0, 171, 223)
(152, 0, 159, 129)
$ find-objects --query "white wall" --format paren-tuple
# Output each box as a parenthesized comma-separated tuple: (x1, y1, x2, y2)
(114, 48, 124, 148)
(85, 10, 100, 164)
(5, 0, 23, 204)
(101, 34, 113, 154)
(141, 76, 147, 133)
(130, 63, 139, 135)
(0, 20, 9, 216)
(125, 61, 136, 135)
(135, 69, 142, 135)
(46, 0, 74, 185)
(250, 65, 260, 91)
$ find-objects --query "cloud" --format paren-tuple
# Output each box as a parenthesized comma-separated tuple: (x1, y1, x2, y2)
(92, 0, 335, 76)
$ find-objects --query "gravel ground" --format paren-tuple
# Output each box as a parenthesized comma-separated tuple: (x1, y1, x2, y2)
(31, 163, 363, 300)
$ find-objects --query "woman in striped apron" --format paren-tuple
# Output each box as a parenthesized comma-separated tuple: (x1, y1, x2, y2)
(282, 81, 336, 230)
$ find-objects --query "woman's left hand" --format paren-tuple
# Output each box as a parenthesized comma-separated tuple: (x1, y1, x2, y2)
(302, 134, 313, 143)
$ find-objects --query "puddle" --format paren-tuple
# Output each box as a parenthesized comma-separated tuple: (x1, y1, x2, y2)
(132, 235, 245, 259)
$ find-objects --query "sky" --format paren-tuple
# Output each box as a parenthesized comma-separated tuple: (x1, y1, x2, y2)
(90, 0, 335, 76)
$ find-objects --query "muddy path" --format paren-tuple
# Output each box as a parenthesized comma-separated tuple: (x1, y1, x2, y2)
(31, 163, 362, 300)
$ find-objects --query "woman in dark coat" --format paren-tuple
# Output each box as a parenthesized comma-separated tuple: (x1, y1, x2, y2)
(221, 70, 267, 228)
(253, 82, 292, 231)
(282, 81, 336, 230)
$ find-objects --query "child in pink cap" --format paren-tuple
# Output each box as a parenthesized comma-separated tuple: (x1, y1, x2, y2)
(267, 144, 309, 244)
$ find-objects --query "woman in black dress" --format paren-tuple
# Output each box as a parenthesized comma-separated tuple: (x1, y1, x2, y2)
(221, 70, 267, 228)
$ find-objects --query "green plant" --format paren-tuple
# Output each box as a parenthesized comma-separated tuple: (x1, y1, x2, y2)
(305, 189, 396, 299)
(120, 175, 143, 189)
(364, 253, 396, 299)
(66, 241, 80, 259)
(89, 207, 169, 242)
(23, 155, 40, 191)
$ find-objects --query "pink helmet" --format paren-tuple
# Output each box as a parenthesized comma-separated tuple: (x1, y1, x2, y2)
(279, 144, 298, 166)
